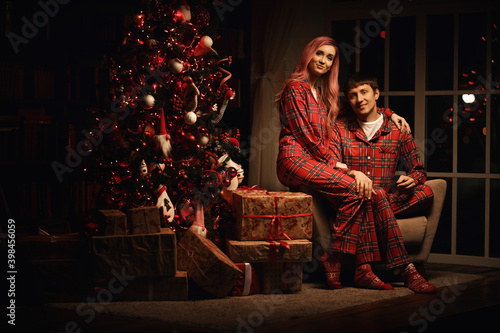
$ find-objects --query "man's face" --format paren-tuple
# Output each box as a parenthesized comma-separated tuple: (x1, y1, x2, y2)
(346, 84, 380, 121)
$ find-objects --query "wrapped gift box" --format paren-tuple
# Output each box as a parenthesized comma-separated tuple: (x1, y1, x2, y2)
(177, 228, 242, 298)
(258, 262, 303, 294)
(226, 239, 312, 263)
(17, 233, 92, 302)
(231, 263, 260, 296)
(127, 206, 161, 235)
(93, 228, 176, 279)
(95, 271, 188, 301)
(232, 190, 313, 240)
(98, 209, 127, 235)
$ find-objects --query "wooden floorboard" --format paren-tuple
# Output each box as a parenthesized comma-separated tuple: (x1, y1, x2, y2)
(4, 263, 499, 333)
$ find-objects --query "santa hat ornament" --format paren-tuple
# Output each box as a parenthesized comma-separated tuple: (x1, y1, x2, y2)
(194, 35, 217, 56)
(155, 108, 172, 158)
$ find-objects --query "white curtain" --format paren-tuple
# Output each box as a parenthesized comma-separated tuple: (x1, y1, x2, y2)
(248, 0, 327, 190)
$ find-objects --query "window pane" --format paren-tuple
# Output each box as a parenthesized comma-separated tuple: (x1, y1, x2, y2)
(491, 179, 500, 258)
(333, 20, 357, 91)
(388, 96, 415, 132)
(389, 17, 415, 91)
(492, 95, 500, 173)
(430, 177, 452, 254)
(457, 178, 485, 256)
(359, 19, 386, 91)
(493, 12, 500, 90)
(458, 12, 487, 90)
(457, 94, 486, 173)
(425, 96, 453, 172)
(426, 14, 454, 91)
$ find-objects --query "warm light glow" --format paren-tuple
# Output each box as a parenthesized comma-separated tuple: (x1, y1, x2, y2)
(462, 94, 476, 104)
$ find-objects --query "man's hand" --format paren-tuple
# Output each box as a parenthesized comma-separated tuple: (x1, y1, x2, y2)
(390, 113, 411, 133)
(395, 175, 416, 193)
(349, 170, 376, 200)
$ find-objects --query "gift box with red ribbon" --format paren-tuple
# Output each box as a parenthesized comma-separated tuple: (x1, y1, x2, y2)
(232, 189, 313, 241)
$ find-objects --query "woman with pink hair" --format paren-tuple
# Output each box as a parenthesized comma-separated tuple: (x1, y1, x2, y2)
(276, 36, 436, 293)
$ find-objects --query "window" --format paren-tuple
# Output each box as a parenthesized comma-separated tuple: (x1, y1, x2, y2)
(332, 5, 500, 266)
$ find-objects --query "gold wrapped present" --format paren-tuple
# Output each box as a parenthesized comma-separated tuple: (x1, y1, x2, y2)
(232, 190, 313, 241)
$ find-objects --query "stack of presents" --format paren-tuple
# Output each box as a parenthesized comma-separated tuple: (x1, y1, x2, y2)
(19, 188, 314, 302)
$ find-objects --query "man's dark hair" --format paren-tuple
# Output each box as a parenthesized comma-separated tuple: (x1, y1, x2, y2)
(343, 72, 379, 97)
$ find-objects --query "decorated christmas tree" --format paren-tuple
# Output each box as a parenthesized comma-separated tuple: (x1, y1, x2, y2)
(84, 0, 244, 245)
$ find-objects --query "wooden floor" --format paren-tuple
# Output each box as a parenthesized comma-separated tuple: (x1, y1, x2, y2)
(5, 263, 500, 333)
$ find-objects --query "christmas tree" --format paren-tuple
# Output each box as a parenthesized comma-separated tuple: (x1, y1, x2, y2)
(84, 0, 244, 245)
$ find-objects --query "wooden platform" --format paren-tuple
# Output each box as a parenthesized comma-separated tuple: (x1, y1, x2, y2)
(4, 263, 500, 333)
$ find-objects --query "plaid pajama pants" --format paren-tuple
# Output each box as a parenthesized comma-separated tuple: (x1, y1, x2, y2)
(278, 157, 410, 265)
(355, 188, 411, 269)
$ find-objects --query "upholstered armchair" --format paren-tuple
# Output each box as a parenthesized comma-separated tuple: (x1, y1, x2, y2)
(294, 179, 447, 265)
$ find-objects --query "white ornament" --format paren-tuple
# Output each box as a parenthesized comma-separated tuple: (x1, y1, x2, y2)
(168, 58, 184, 74)
(141, 95, 155, 109)
(200, 35, 213, 48)
(184, 111, 197, 125)
(199, 135, 210, 146)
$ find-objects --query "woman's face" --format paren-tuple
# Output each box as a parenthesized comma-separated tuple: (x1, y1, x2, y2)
(308, 44, 336, 80)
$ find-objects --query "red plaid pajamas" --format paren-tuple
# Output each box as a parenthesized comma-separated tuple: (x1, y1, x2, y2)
(333, 111, 433, 267)
(333, 111, 434, 217)
(277, 81, 406, 261)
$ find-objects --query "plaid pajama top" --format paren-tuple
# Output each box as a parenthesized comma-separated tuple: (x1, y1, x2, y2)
(333, 110, 427, 192)
(277, 80, 339, 178)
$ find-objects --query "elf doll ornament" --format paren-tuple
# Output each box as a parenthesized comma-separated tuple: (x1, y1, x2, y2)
(154, 108, 175, 223)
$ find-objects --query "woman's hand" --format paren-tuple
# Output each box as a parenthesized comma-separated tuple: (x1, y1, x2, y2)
(348, 170, 376, 200)
(391, 113, 411, 133)
(335, 161, 348, 169)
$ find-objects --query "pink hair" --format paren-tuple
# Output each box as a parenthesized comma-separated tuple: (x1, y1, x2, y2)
(277, 36, 340, 132)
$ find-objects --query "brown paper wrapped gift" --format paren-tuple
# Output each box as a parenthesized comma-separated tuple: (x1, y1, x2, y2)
(93, 228, 176, 279)
(177, 228, 242, 298)
(257, 262, 303, 294)
(226, 239, 312, 263)
(98, 209, 127, 235)
(95, 271, 188, 301)
(232, 190, 313, 240)
(127, 206, 161, 235)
